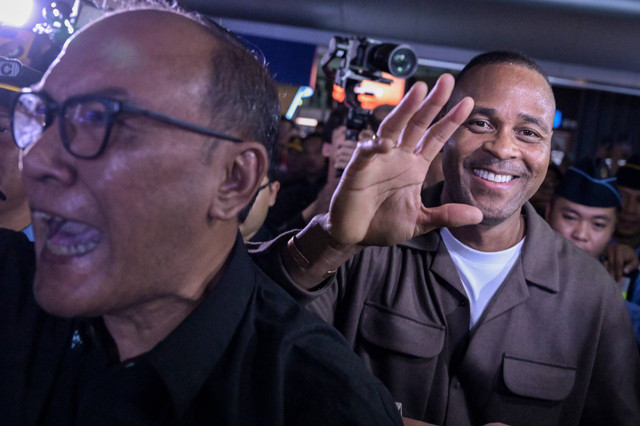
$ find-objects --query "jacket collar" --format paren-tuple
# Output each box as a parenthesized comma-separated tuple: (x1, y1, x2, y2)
(398, 182, 560, 293)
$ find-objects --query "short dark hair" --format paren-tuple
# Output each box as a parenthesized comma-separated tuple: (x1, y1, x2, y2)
(200, 22, 280, 160)
(110, 2, 280, 160)
(302, 132, 324, 145)
(447, 50, 553, 111)
(457, 50, 551, 89)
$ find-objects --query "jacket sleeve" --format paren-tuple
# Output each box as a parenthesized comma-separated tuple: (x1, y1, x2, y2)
(247, 230, 342, 324)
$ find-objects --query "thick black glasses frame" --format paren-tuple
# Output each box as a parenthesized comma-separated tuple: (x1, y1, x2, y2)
(12, 91, 243, 159)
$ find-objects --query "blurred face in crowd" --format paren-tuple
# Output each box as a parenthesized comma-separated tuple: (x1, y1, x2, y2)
(302, 134, 327, 177)
(0, 105, 29, 229)
(616, 185, 640, 241)
(442, 64, 555, 226)
(530, 164, 561, 210)
(19, 11, 264, 318)
(547, 196, 616, 257)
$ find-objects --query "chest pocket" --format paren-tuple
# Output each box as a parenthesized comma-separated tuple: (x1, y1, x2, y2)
(359, 302, 444, 358)
(503, 354, 576, 401)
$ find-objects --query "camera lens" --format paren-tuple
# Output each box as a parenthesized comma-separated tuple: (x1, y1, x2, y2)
(389, 47, 416, 77)
(368, 43, 418, 79)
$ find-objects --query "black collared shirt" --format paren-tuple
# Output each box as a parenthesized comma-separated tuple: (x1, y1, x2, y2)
(0, 230, 401, 425)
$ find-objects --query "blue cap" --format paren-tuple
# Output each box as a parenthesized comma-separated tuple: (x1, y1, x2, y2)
(554, 159, 621, 208)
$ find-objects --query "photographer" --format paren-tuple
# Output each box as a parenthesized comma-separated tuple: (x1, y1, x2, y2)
(0, 57, 41, 239)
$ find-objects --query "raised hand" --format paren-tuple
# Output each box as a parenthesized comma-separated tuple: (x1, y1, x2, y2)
(325, 74, 483, 247)
(603, 243, 640, 284)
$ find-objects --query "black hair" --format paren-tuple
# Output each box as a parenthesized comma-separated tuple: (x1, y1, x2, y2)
(446, 50, 553, 112)
(456, 50, 551, 88)
(105, 2, 280, 160)
(199, 22, 280, 161)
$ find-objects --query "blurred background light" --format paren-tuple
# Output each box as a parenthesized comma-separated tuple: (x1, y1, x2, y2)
(0, 0, 35, 28)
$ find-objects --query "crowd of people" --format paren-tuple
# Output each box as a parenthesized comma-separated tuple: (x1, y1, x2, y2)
(0, 1, 639, 425)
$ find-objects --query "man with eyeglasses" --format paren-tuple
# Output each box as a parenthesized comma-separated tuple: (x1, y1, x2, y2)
(0, 57, 42, 240)
(0, 5, 404, 425)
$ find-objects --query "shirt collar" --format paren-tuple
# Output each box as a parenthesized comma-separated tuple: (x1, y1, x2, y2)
(399, 182, 560, 293)
(144, 233, 256, 416)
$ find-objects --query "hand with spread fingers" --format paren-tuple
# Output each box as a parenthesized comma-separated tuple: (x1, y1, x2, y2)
(325, 74, 483, 247)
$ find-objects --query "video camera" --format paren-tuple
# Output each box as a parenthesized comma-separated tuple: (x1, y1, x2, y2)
(321, 36, 418, 142)
(0, 58, 21, 78)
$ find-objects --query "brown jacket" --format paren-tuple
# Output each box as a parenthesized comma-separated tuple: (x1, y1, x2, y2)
(251, 183, 640, 425)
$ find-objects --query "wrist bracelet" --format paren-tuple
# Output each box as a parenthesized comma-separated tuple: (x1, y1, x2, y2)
(287, 235, 310, 269)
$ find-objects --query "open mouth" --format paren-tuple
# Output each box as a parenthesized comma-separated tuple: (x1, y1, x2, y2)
(33, 211, 102, 256)
(472, 168, 515, 183)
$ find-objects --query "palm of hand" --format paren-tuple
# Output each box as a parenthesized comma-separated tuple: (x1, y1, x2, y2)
(324, 75, 483, 247)
(328, 144, 430, 246)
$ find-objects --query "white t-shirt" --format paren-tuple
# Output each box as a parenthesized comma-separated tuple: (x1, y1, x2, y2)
(440, 228, 525, 328)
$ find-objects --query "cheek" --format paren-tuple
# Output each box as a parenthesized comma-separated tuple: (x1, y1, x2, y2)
(527, 145, 551, 177)
(591, 232, 611, 256)
(0, 145, 20, 172)
(552, 219, 573, 239)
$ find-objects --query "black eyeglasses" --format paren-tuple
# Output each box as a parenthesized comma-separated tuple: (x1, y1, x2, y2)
(11, 91, 243, 159)
(257, 181, 272, 193)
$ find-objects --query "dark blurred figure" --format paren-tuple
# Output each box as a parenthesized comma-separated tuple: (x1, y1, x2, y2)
(615, 154, 640, 258)
(0, 57, 42, 239)
(530, 161, 562, 217)
(265, 132, 328, 233)
(279, 135, 305, 184)
(274, 116, 300, 180)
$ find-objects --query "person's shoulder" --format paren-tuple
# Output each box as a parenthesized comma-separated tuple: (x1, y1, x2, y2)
(0, 227, 33, 251)
(250, 271, 402, 425)
(0, 228, 35, 283)
(523, 209, 618, 297)
(547, 227, 622, 303)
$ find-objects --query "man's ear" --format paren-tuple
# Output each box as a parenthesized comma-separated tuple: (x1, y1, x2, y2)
(268, 181, 281, 207)
(209, 142, 268, 221)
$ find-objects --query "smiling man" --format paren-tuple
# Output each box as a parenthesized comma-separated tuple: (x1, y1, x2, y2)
(0, 4, 403, 425)
(252, 51, 640, 424)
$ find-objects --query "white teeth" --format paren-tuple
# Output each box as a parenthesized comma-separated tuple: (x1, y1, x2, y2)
(33, 211, 53, 221)
(45, 240, 98, 256)
(473, 169, 514, 183)
(32, 210, 100, 257)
